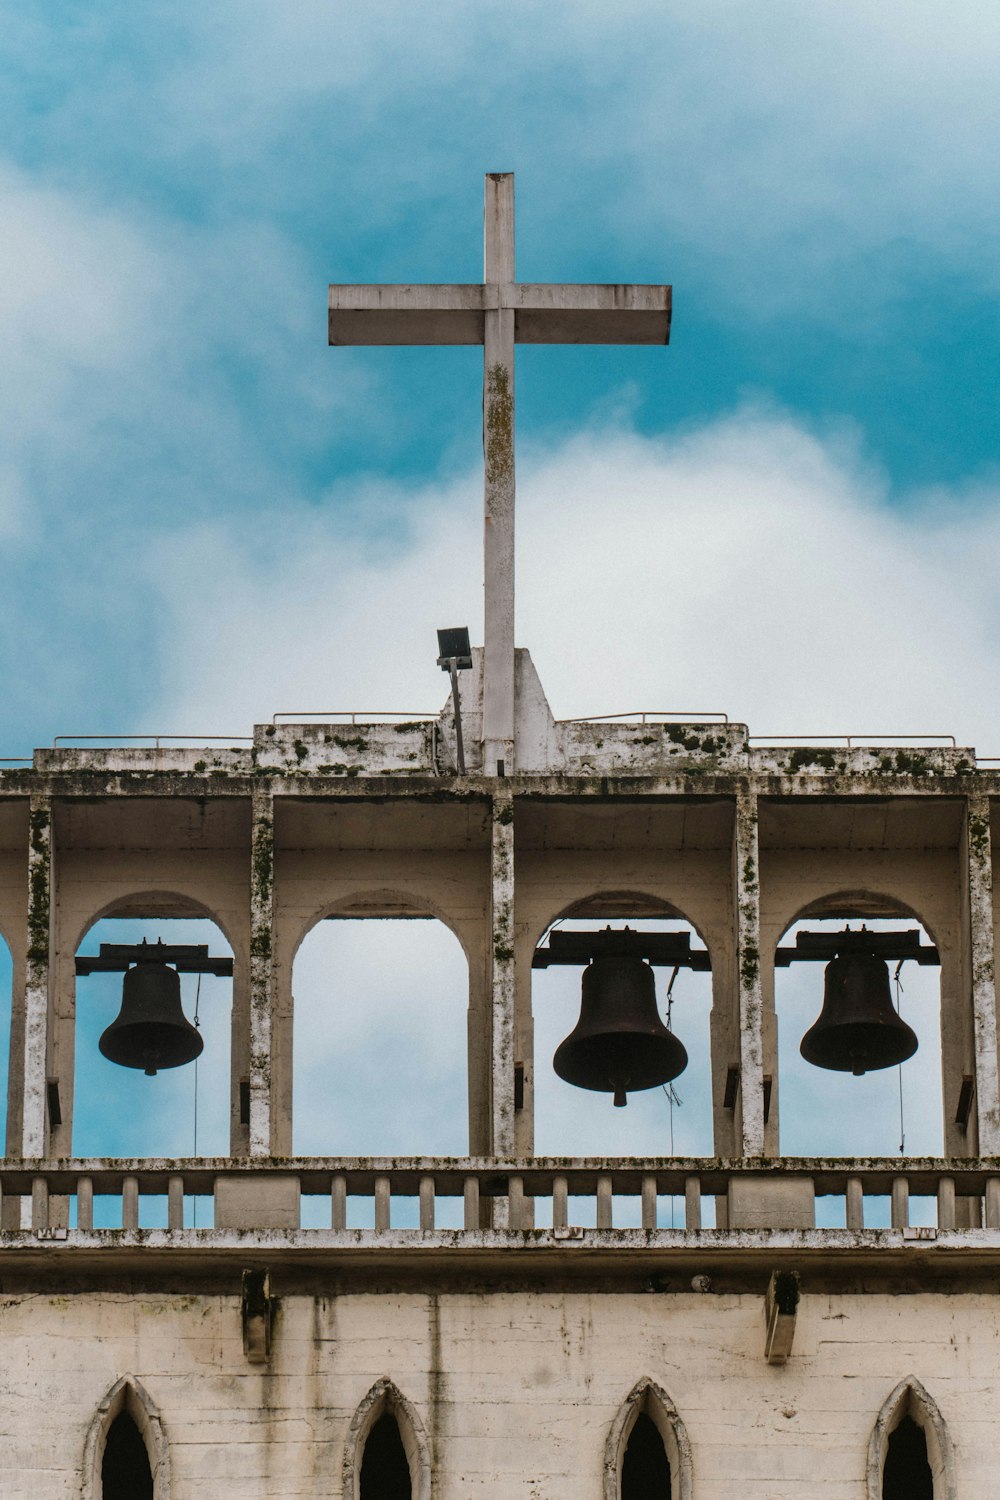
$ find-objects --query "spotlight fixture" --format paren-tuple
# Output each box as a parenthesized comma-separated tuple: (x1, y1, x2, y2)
(436, 626, 473, 773)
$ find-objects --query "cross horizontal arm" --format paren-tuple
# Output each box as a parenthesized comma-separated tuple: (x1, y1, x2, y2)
(328, 283, 671, 346)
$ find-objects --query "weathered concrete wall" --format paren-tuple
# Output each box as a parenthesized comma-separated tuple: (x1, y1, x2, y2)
(0, 1286, 993, 1497)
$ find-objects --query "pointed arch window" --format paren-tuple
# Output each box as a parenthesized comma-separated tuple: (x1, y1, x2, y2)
(103, 1411, 153, 1500)
(344, 1379, 429, 1500)
(867, 1377, 956, 1500)
(84, 1377, 170, 1500)
(361, 1411, 411, 1499)
(604, 1379, 692, 1500)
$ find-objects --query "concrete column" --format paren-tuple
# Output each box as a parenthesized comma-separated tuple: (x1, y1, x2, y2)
(482, 173, 516, 775)
(22, 795, 52, 1158)
(734, 792, 765, 1157)
(248, 788, 275, 1157)
(963, 795, 1000, 1154)
(490, 791, 516, 1156)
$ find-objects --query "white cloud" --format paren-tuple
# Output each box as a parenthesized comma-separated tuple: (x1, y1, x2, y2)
(149, 408, 1000, 756)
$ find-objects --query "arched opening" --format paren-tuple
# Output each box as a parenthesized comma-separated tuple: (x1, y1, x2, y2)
(360, 1412, 412, 1500)
(103, 1411, 153, 1500)
(344, 1379, 428, 1500)
(533, 896, 714, 1163)
(292, 906, 469, 1158)
(604, 1379, 692, 1500)
(774, 902, 943, 1161)
(883, 1415, 932, 1499)
(868, 1377, 955, 1500)
(84, 1376, 169, 1500)
(74, 911, 233, 1163)
(621, 1411, 671, 1498)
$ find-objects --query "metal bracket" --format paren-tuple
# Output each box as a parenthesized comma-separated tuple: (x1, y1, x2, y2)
(242, 1269, 273, 1364)
(76, 939, 233, 977)
(764, 1269, 799, 1365)
(533, 926, 711, 970)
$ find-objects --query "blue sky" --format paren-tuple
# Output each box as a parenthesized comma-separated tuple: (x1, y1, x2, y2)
(1, 3, 997, 1176)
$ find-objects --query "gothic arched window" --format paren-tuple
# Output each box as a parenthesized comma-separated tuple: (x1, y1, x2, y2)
(867, 1377, 956, 1500)
(360, 1411, 412, 1500)
(103, 1411, 153, 1500)
(621, 1410, 671, 1498)
(344, 1379, 429, 1500)
(604, 1379, 692, 1500)
(83, 1376, 169, 1500)
(883, 1414, 932, 1499)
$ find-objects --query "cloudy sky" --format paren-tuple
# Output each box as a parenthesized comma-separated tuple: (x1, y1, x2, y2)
(2, 3, 997, 1199)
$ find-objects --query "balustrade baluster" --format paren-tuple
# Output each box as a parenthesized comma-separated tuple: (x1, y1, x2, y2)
(463, 1175, 480, 1230)
(168, 1175, 184, 1231)
(891, 1176, 909, 1230)
(641, 1175, 657, 1230)
(684, 1176, 701, 1231)
(846, 1177, 864, 1231)
(508, 1176, 525, 1231)
(985, 1177, 1000, 1229)
(374, 1175, 391, 1232)
(77, 1176, 93, 1233)
(31, 1177, 48, 1232)
(552, 1175, 568, 1230)
(419, 1176, 435, 1231)
(596, 1175, 613, 1229)
(331, 1174, 347, 1231)
(122, 1176, 139, 1231)
(937, 1175, 956, 1231)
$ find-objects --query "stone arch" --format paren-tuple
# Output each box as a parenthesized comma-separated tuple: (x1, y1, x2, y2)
(343, 1378, 430, 1500)
(774, 886, 943, 957)
(867, 1376, 956, 1500)
(532, 888, 715, 960)
(73, 889, 238, 960)
(603, 1378, 693, 1500)
(83, 1375, 170, 1499)
(290, 885, 474, 969)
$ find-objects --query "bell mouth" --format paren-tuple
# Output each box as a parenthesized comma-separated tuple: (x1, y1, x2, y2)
(799, 1020, 918, 1075)
(553, 1030, 688, 1102)
(99, 1021, 204, 1074)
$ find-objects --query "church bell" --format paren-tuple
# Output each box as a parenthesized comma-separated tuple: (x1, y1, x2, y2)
(98, 942, 203, 1076)
(553, 953, 688, 1107)
(799, 947, 919, 1076)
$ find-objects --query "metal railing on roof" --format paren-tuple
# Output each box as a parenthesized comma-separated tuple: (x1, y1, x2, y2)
(749, 733, 958, 749)
(52, 735, 252, 749)
(271, 711, 437, 725)
(558, 710, 730, 725)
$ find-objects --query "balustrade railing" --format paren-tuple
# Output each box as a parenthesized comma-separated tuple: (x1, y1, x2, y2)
(3, 1159, 1000, 1237)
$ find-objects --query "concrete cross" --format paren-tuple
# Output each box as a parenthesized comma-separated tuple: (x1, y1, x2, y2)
(328, 173, 671, 773)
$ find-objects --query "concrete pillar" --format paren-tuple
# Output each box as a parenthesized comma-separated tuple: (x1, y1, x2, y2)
(963, 795, 1000, 1153)
(248, 789, 275, 1157)
(490, 791, 516, 1156)
(734, 792, 765, 1157)
(22, 794, 52, 1158)
(482, 173, 516, 775)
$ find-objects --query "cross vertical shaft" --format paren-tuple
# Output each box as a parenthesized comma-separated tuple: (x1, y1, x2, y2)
(483, 174, 516, 773)
(328, 174, 671, 774)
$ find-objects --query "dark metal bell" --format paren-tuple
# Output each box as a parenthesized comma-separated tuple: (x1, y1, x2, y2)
(99, 944, 203, 1076)
(553, 954, 688, 1107)
(800, 948, 918, 1076)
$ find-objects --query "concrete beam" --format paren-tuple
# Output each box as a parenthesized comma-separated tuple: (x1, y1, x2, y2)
(328, 282, 671, 346)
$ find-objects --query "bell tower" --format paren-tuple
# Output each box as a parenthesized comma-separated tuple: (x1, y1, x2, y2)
(0, 174, 994, 1498)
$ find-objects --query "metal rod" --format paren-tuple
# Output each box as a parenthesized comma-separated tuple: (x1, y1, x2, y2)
(448, 659, 466, 774)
